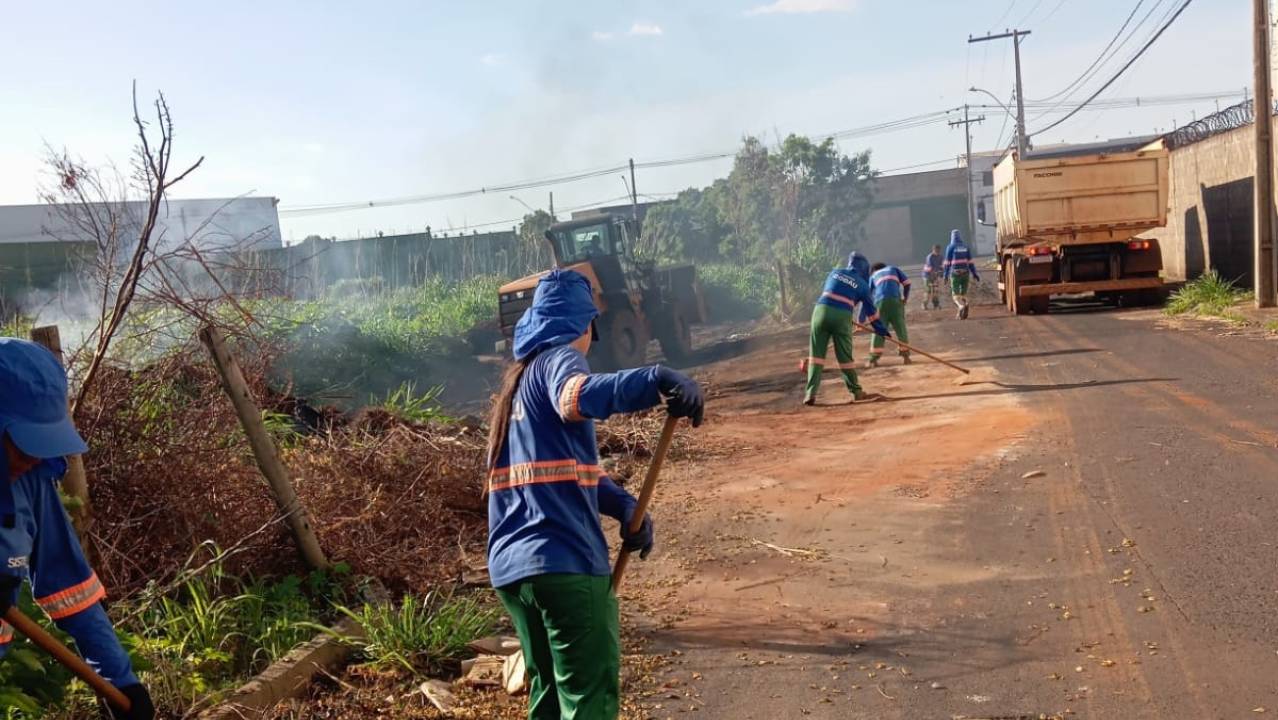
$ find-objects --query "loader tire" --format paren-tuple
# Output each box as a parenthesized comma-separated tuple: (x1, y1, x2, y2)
(595, 309, 649, 371)
(656, 307, 695, 367)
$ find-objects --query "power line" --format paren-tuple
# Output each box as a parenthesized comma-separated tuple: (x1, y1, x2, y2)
(992, 0, 1020, 29)
(281, 108, 963, 218)
(1030, 0, 1196, 138)
(880, 157, 958, 174)
(1032, 0, 1147, 103)
(1038, 0, 1069, 24)
(1016, 0, 1047, 27)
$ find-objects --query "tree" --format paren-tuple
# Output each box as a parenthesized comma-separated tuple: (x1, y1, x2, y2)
(639, 188, 727, 262)
(515, 210, 555, 272)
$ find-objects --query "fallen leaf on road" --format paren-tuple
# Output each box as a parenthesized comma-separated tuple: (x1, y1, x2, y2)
(929, 681, 945, 690)
(1022, 470, 1046, 479)
(1122, 538, 1136, 548)
(1100, 660, 1116, 668)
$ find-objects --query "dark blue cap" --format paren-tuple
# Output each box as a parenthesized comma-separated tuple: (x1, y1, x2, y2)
(0, 338, 88, 459)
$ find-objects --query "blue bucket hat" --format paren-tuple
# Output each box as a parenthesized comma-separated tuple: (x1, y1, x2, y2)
(845, 251, 870, 279)
(512, 269, 600, 361)
(0, 337, 88, 459)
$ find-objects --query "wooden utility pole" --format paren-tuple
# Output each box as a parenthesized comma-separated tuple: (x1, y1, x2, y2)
(28, 326, 91, 530)
(199, 325, 330, 570)
(1256, 0, 1276, 307)
(549, 191, 555, 220)
(949, 105, 986, 245)
(628, 158, 639, 222)
(969, 29, 1031, 158)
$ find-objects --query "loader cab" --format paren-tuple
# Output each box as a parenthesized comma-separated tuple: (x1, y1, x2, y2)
(545, 215, 644, 300)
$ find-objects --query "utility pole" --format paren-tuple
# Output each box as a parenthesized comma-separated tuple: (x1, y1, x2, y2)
(549, 191, 555, 220)
(949, 105, 986, 247)
(1256, 0, 1276, 307)
(628, 158, 639, 222)
(969, 29, 1031, 158)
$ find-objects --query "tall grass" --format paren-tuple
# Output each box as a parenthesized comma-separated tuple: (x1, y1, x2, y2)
(1164, 271, 1249, 318)
(698, 263, 779, 321)
(333, 591, 502, 675)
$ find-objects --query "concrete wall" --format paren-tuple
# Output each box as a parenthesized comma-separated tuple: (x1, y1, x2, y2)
(863, 167, 969, 266)
(1144, 120, 1274, 285)
(0, 197, 282, 250)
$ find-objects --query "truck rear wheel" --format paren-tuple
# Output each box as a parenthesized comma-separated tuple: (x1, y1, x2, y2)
(595, 309, 649, 370)
(656, 307, 695, 367)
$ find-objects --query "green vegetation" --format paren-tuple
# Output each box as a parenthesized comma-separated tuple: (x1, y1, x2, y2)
(333, 591, 501, 675)
(635, 135, 874, 266)
(374, 381, 450, 423)
(1164, 271, 1250, 319)
(698, 264, 780, 321)
(262, 274, 500, 408)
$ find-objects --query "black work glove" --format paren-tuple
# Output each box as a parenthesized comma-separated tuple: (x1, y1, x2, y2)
(620, 506, 655, 559)
(655, 366, 704, 427)
(0, 574, 19, 617)
(100, 683, 154, 720)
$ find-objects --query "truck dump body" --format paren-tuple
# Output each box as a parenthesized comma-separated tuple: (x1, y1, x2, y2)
(994, 140, 1169, 247)
(993, 139, 1170, 315)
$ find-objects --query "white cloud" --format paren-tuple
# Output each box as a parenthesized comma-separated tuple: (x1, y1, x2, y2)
(628, 22, 664, 36)
(591, 30, 615, 41)
(480, 53, 505, 67)
(745, 0, 856, 17)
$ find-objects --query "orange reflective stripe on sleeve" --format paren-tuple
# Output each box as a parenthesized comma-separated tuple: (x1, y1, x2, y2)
(557, 374, 588, 422)
(0, 621, 12, 645)
(37, 572, 106, 620)
(488, 460, 603, 492)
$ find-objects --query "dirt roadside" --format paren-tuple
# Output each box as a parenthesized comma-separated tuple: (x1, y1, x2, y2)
(617, 297, 1278, 720)
(616, 307, 1043, 719)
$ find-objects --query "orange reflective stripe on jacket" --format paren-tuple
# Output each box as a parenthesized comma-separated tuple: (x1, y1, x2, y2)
(37, 572, 106, 620)
(488, 460, 602, 492)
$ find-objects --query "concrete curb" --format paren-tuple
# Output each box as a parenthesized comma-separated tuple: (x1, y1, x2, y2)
(196, 617, 365, 720)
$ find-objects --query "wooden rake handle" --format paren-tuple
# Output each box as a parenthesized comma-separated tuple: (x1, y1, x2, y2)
(611, 415, 679, 591)
(4, 607, 132, 712)
(852, 320, 971, 375)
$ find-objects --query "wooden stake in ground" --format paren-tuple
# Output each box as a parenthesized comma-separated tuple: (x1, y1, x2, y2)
(611, 415, 678, 591)
(199, 325, 330, 570)
(4, 607, 131, 713)
(28, 326, 92, 531)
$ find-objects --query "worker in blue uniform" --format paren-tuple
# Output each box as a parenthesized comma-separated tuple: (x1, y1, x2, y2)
(486, 268, 703, 720)
(0, 338, 153, 719)
(867, 262, 911, 367)
(804, 252, 890, 405)
(944, 229, 980, 320)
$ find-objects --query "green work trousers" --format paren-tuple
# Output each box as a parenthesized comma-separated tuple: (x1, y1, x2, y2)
(869, 297, 909, 359)
(806, 303, 861, 401)
(496, 574, 620, 720)
(950, 273, 971, 305)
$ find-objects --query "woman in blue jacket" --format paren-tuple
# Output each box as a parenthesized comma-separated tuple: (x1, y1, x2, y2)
(486, 268, 703, 720)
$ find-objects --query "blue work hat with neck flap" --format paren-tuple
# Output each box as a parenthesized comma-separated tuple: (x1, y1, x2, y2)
(512, 269, 600, 361)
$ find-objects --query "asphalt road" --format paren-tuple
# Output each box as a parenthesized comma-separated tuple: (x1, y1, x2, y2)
(629, 298, 1278, 719)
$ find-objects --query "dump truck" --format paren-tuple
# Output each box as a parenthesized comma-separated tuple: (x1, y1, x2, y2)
(983, 138, 1170, 314)
(495, 212, 707, 370)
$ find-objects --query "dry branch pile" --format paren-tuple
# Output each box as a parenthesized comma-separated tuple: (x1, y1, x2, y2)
(79, 343, 692, 598)
(81, 345, 489, 596)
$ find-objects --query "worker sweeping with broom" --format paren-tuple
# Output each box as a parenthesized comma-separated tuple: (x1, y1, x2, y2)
(0, 338, 153, 719)
(486, 268, 703, 720)
(804, 252, 889, 406)
(866, 261, 912, 367)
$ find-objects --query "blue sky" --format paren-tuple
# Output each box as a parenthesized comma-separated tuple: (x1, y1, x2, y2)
(0, 0, 1252, 242)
